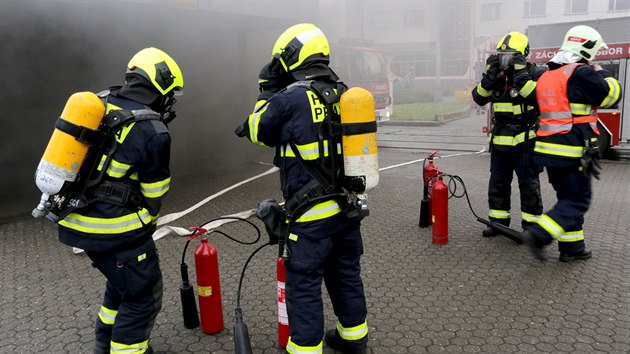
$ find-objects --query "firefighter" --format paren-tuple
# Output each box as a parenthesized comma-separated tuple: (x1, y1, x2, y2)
(472, 31, 546, 237)
(236, 24, 369, 354)
(57, 47, 183, 353)
(523, 25, 622, 262)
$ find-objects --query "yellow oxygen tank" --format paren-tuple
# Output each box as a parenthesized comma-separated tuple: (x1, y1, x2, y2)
(32, 92, 105, 217)
(339, 87, 379, 193)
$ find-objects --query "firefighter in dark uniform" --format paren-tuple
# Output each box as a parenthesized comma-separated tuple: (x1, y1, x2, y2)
(237, 23, 369, 354)
(472, 32, 545, 236)
(57, 47, 183, 354)
(523, 26, 621, 262)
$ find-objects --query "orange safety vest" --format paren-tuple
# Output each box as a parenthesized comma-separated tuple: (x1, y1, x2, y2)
(536, 63, 599, 137)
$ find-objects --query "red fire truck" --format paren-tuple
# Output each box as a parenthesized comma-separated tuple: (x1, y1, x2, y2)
(330, 44, 392, 122)
(527, 19, 629, 156)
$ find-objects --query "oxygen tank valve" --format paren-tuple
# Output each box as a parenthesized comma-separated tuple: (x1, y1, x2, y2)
(32, 194, 51, 218)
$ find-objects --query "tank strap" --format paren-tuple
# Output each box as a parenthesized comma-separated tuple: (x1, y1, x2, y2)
(340, 121, 377, 136)
(86, 179, 145, 210)
(54, 118, 106, 146)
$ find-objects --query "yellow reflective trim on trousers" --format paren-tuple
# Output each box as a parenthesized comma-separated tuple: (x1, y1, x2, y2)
(491, 129, 537, 146)
(477, 83, 492, 97)
(521, 212, 540, 223)
(534, 141, 583, 158)
(140, 177, 171, 198)
(518, 80, 536, 98)
(489, 209, 510, 219)
(295, 200, 342, 222)
(602, 77, 621, 108)
(286, 337, 323, 354)
(110, 339, 149, 354)
(336, 320, 368, 341)
(536, 214, 565, 239)
(248, 102, 270, 147)
(97, 305, 117, 325)
(59, 208, 153, 234)
(557, 230, 585, 242)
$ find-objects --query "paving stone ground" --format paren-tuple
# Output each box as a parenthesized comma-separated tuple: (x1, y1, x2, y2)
(1, 113, 629, 353)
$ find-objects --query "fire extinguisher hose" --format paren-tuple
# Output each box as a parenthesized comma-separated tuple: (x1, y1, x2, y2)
(428, 173, 524, 244)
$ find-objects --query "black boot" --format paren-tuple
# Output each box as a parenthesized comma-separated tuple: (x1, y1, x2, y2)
(559, 248, 592, 262)
(325, 329, 367, 354)
(522, 230, 546, 261)
(482, 226, 498, 237)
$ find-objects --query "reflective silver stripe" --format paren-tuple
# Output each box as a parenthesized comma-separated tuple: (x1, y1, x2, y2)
(489, 209, 510, 219)
(521, 212, 540, 223)
(540, 112, 572, 118)
(296, 28, 325, 45)
(538, 123, 573, 133)
(557, 230, 585, 242)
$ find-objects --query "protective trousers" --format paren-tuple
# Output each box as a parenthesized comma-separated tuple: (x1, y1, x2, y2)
(86, 239, 163, 354)
(285, 213, 368, 353)
(488, 148, 543, 229)
(528, 166, 592, 253)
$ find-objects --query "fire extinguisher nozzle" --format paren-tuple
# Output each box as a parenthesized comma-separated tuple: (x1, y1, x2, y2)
(234, 308, 253, 354)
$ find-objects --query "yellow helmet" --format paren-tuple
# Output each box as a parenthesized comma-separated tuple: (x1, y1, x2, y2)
(271, 23, 330, 72)
(127, 47, 184, 96)
(496, 32, 530, 57)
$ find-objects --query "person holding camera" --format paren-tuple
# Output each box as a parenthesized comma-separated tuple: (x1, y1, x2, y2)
(472, 31, 546, 237)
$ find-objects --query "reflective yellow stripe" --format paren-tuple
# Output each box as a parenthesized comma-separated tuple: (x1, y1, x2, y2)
(602, 77, 621, 108)
(536, 214, 565, 239)
(491, 129, 537, 146)
(110, 339, 149, 354)
(336, 321, 368, 341)
(557, 230, 585, 242)
(492, 102, 534, 115)
(97, 156, 132, 178)
(521, 212, 540, 223)
(295, 200, 342, 222)
(534, 141, 583, 158)
(97, 305, 117, 325)
(288, 233, 298, 241)
(281, 141, 341, 160)
(286, 337, 323, 354)
(248, 101, 271, 147)
(140, 177, 171, 198)
(518, 80, 536, 98)
(489, 209, 510, 219)
(477, 83, 491, 97)
(59, 208, 153, 234)
(569, 103, 593, 115)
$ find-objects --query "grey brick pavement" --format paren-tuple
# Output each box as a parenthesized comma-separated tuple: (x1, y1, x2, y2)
(1, 114, 629, 353)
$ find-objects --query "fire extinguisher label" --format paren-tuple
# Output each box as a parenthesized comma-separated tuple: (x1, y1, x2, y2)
(277, 281, 288, 325)
(198, 286, 213, 297)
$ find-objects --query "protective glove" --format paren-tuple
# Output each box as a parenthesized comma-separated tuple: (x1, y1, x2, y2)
(256, 198, 287, 245)
(581, 139, 602, 180)
(480, 55, 502, 90)
(511, 54, 532, 89)
(234, 119, 249, 138)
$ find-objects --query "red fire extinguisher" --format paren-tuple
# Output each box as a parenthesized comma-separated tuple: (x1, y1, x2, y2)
(431, 175, 448, 244)
(277, 256, 289, 348)
(420, 151, 442, 228)
(195, 236, 224, 334)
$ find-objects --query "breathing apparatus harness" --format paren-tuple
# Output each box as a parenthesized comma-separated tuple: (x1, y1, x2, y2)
(45, 90, 166, 221)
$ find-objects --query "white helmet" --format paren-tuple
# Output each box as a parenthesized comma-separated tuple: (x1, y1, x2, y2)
(558, 25, 607, 62)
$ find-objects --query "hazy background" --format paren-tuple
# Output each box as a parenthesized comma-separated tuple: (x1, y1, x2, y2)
(1, 0, 628, 222)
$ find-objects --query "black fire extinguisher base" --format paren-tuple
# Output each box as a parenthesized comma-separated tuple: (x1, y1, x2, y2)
(180, 283, 200, 329)
(419, 198, 430, 228)
(234, 308, 253, 354)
